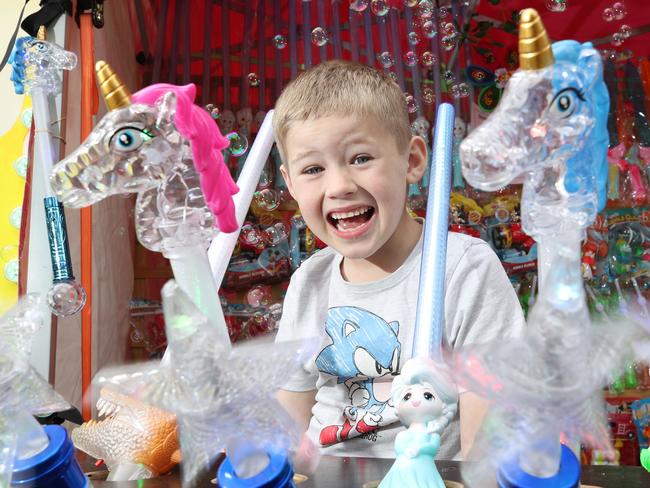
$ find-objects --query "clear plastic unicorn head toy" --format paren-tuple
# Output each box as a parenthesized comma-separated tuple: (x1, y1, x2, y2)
(455, 9, 638, 488)
(49, 61, 238, 255)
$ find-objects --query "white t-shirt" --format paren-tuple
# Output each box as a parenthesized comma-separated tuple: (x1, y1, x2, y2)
(275, 229, 525, 459)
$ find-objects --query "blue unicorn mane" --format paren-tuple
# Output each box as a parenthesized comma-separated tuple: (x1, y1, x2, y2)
(552, 40, 609, 212)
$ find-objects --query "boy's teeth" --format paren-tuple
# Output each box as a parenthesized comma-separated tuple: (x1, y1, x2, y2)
(330, 206, 370, 220)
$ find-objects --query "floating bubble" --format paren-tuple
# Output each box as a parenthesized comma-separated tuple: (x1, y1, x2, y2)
(265, 223, 287, 246)
(204, 103, 220, 120)
(443, 70, 456, 83)
(388, 72, 398, 83)
(416, 0, 434, 19)
(311, 27, 329, 47)
(422, 87, 435, 105)
(247, 286, 270, 308)
(421, 51, 438, 67)
(611, 32, 624, 47)
(226, 132, 248, 157)
(620, 24, 632, 39)
(450, 84, 461, 99)
(9, 207, 21, 229)
(349, 0, 369, 13)
(437, 6, 449, 19)
(612, 2, 626, 20)
(21, 108, 32, 129)
(377, 51, 395, 68)
(408, 31, 420, 46)
(441, 35, 457, 51)
(545, 0, 566, 12)
(273, 34, 287, 49)
(247, 72, 260, 87)
(268, 302, 283, 323)
(404, 93, 418, 113)
(254, 188, 280, 211)
(13, 156, 28, 178)
(602, 7, 614, 22)
(458, 82, 470, 98)
(442, 22, 456, 36)
(3, 260, 18, 283)
(370, 0, 389, 16)
(403, 0, 419, 6)
(422, 20, 437, 38)
(47, 281, 86, 316)
(403, 51, 418, 67)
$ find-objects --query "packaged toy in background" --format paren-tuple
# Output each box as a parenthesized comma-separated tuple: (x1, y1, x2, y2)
(607, 208, 645, 278)
(631, 397, 650, 449)
(128, 299, 166, 359)
(602, 398, 641, 466)
(449, 192, 486, 240)
(582, 213, 610, 281)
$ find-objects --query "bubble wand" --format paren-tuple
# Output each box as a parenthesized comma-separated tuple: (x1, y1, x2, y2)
(10, 27, 85, 317)
(379, 103, 456, 488)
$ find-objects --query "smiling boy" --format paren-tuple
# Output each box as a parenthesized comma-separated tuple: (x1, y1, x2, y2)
(274, 60, 525, 460)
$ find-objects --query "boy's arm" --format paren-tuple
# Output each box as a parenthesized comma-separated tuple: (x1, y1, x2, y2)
(277, 389, 317, 434)
(459, 391, 489, 459)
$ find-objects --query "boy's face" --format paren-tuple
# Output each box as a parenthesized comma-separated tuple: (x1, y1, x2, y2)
(281, 115, 426, 261)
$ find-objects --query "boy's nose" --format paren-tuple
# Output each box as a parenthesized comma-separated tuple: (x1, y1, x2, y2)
(324, 167, 357, 198)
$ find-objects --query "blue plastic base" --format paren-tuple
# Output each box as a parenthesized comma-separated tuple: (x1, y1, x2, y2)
(11, 425, 88, 487)
(497, 444, 580, 488)
(218, 451, 295, 488)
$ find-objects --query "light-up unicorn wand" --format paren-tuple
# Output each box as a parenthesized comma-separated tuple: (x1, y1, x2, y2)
(10, 27, 85, 317)
(379, 103, 457, 488)
(455, 9, 635, 488)
(51, 63, 315, 486)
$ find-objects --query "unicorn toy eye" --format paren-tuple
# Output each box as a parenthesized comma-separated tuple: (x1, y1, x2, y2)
(111, 127, 153, 152)
(548, 87, 584, 119)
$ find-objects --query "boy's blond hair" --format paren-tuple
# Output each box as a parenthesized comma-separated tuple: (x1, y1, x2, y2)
(273, 60, 412, 163)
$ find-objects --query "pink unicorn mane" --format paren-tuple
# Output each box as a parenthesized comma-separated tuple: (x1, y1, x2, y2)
(132, 83, 239, 233)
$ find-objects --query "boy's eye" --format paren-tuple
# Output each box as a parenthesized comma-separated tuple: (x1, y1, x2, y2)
(424, 392, 434, 401)
(352, 155, 371, 165)
(303, 166, 323, 175)
(403, 392, 411, 401)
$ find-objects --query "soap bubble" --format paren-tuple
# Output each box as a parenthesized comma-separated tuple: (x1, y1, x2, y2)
(422, 20, 437, 38)
(602, 7, 614, 22)
(443, 70, 456, 83)
(247, 286, 270, 307)
(377, 51, 395, 68)
(247, 73, 260, 87)
(13, 156, 28, 178)
(422, 87, 435, 104)
(612, 2, 626, 20)
(437, 6, 449, 19)
(9, 207, 21, 229)
(611, 32, 624, 47)
(204, 103, 220, 120)
(254, 188, 280, 211)
(226, 132, 248, 157)
(388, 72, 398, 83)
(265, 223, 287, 246)
(408, 31, 420, 46)
(620, 24, 631, 39)
(3, 260, 18, 283)
(273, 34, 287, 49)
(21, 108, 32, 129)
(403, 51, 418, 67)
(370, 0, 389, 16)
(405, 93, 418, 113)
(458, 82, 470, 98)
(47, 281, 86, 316)
(404, 0, 419, 6)
(442, 22, 456, 36)
(349, 0, 369, 12)
(311, 27, 329, 47)
(545, 0, 566, 12)
(421, 51, 438, 67)
(416, 0, 434, 19)
(450, 84, 461, 99)
(441, 35, 457, 51)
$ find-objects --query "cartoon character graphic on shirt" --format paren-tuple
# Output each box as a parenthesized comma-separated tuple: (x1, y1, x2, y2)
(316, 306, 401, 445)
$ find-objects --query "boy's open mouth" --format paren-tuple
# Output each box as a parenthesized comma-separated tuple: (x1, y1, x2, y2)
(327, 206, 375, 232)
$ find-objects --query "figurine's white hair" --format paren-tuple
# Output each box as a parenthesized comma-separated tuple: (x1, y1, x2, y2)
(391, 358, 458, 433)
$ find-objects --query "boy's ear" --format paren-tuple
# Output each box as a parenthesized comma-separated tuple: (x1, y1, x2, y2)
(280, 164, 297, 200)
(406, 136, 428, 184)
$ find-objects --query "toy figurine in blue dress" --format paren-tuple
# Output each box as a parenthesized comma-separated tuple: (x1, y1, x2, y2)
(379, 358, 458, 488)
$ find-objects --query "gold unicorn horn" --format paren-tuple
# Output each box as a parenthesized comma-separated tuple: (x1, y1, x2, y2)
(37, 25, 46, 41)
(519, 8, 554, 70)
(96, 60, 131, 110)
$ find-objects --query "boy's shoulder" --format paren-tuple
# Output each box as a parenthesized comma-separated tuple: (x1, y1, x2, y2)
(446, 231, 499, 274)
(290, 246, 339, 286)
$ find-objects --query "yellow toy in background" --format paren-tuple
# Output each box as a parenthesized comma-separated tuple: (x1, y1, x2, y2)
(0, 96, 31, 315)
